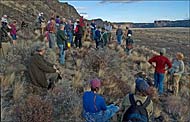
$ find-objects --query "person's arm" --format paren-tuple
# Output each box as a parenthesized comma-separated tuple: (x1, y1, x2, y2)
(166, 58, 172, 70)
(35, 56, 56, 73)
(148, 56, 156, 68)
(100, 97, 107, 111)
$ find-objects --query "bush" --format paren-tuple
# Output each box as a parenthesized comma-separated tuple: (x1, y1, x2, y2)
(15, 95, 53, 122)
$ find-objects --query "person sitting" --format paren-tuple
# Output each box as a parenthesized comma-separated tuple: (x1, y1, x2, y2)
(82, 78, 120, 122)
(28, 44, 60, 95)
(121, 72, 154, 122)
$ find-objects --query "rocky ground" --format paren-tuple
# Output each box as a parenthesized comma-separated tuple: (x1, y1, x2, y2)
(1, 28, 190, 122)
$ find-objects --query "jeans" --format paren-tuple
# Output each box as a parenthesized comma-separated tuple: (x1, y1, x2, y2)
(117, 35, 122, 45)
(91, 29, 95, 40)
(75, 34, 82, 48)
(57, 44, 65, 64)
(154, 72, 165, 95)
(67, 31, 73, 46)
(48, 33, 56, 49)
(83, 104, 119, 122)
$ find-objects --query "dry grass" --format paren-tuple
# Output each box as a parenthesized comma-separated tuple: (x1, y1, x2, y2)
(13, 82, 24, 102)
(1, 73, 15, 90)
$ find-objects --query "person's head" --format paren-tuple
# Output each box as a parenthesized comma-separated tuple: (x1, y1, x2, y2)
(126, 26, 129, 30)
(118, 25, 121, 28)
(62, 17, 66, 22)
(56, 15, 59, 18)
(50, 17, 55, 23)
(135, 71, 147, 79)
(135, 78, 150, 96)
(68, 19, 72, 24)
(3, 15, 7, 18)
(59, 24, 65, 30)
(13, 20, 17, 25)
(176, 52, 184, 60)
(35, 44, 46, 55)
(160, 48, 166, 55)
(101, 27, 105, 32)
(90, 78, 101, 92)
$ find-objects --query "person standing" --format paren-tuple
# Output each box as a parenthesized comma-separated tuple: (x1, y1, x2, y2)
(47, 18, 56, 49)
(116, 25, 123, 45)
(107, 22, 112, 42)
(90, 20, 96, 41)
(125, 34, 134, 55)
(94, 26, 101, 49)
(74, 20, 83, 48)
(65, 20, 74, 47)
(167, 52, 184, 96)
(56, 25, 67, 65)
(9, 20, 17, 46)
(148, 48, 172, 95)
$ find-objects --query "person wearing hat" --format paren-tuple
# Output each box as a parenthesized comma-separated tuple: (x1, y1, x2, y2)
(82, 78, 120, 122)
(148, 48, 172, 95)
(120, 74, 154, 122)
(167, 52, 184, 96)
(28, 44, 60, 95)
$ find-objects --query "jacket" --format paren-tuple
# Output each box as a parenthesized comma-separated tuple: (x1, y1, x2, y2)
(116, 29, 123, 36)
(56, 29, 67, 45)
(148, 55, 172, 74)
(28, 53, 56, 88)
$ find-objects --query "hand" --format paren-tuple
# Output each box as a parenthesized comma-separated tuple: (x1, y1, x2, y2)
(53, 65, 57, 70)
(56, 69, 60, 74)
(173, 73, 178, 76)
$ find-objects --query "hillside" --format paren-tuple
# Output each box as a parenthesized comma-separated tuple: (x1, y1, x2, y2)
(0, 0, 80, 22)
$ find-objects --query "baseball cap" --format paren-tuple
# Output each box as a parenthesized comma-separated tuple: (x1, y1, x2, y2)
(135, 78, 149, 93)
(90, 78, 101, 89)
(160, 48, 166, 55)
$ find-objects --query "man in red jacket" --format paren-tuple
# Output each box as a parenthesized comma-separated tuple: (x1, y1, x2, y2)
(148, 48, 172, 95)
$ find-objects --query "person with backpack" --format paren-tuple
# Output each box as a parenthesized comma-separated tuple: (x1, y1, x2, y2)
(56, 24, 68, 65)
(121, 72, 154, 122)
(116, 25, 123, 45)
(47, 18, 57, 49)
(82, 78, 120, 122)
(167, 52, 184, 96)
(148, 48, 172, 95)
(125, 26, 132, 37)
(125, 34, 134, 55)
(74, 20, 83, 48)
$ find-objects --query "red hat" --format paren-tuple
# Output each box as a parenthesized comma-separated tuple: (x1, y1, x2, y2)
(90, 78, 101, 89)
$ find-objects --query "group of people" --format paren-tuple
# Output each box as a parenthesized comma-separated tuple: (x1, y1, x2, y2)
(1, 12, 186, 122)
(1, 15, 18, 46)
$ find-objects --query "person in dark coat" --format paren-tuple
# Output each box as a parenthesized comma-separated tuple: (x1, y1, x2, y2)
(28, 44, 59, 92)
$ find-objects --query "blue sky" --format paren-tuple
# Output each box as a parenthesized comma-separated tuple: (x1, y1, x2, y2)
(59, 0, 190, 23)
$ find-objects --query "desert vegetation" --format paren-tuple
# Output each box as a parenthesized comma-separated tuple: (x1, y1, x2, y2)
(1, 28, 190, 122)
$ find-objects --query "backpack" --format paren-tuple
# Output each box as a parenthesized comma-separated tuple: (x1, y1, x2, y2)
(122, 94, 150, 122)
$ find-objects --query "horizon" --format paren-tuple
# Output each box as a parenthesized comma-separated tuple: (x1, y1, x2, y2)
(59, 0, 190, 23)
